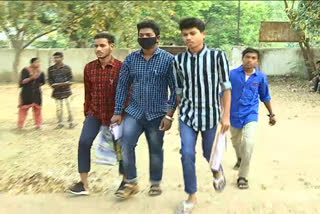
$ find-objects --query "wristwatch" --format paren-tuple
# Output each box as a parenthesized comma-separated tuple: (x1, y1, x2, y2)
(267, 113, 275, 118)
(165, 115, 174, 122)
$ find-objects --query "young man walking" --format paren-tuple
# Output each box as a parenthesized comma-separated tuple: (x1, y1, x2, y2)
(173, 18, 231, 214)
(48, 52, 75, 129)
(111, 20, 177, 199)
(68, 33, 126, 195)
(230, 47, 276, 189)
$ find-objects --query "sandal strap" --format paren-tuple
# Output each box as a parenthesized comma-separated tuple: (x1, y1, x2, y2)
(237, 177, 248, 183)
(213, 176, 225, 185)
(150, 185, 161, 190)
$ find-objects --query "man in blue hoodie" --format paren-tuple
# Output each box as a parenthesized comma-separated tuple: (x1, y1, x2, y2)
(229, 48, 276, 189)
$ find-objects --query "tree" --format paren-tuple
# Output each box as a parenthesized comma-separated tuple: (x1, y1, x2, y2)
(284, 0, 320, 79)
(0, 1, 66, 79)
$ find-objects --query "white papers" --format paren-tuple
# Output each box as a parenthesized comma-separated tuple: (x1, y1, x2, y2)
(209, 131, 227, 171)
(51, 81, 73, 87)
(110, 123, 124, 141)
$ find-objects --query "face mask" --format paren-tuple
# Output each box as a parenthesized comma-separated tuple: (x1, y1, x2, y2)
(138, 37, 157, 49)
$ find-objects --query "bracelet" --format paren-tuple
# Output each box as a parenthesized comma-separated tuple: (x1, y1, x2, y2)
(267, 113, 275, 118)
(165, 115, 174, 122)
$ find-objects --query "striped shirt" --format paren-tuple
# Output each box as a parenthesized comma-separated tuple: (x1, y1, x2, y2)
(48, 64, 73, 99)
(173, 45, 231, 131)
(114, 47, 177, 120)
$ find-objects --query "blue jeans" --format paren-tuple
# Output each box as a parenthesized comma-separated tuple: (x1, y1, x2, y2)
(179, 120, 217, 194)
(121, 114, 164, 184)
(78, 115, 124, 174)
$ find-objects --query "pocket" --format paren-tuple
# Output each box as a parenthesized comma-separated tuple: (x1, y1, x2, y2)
(109, 79, 118, 96)
(240, 85, 258, 105)
(152, 65, 167, 84)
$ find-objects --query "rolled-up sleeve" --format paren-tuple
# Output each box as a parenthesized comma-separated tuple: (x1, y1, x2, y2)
(166, 60, 177, 110)
(259, 74, 271, 102)
(218, 51, 232, 91)
(172, 57, 184, 96)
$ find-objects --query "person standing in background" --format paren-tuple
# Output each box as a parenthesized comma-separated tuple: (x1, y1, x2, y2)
(48, 52, 76, 129)
(18, 57, 45, 130)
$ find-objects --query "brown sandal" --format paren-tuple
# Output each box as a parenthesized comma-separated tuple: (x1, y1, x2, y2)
(237, 177, 249, 189)
(115, 182, 139, 199)
(148, 185, 162, 196)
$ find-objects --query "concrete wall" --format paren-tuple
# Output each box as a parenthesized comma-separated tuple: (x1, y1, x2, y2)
(1, 47, 320, 82)
(0, 48, 131, 82)
(231, 47, 320, 78)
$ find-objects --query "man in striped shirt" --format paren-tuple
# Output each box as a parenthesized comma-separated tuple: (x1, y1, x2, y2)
(111, 20, 177, 199)
(173, 18, 231, 213)
(48, 52, 75, 129)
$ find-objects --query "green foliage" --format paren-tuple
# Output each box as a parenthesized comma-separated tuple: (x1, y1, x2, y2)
(285, 0, 320, 44)
(2, 0, 317, 50)
(296, 0, 320, 44)
(0, 1, 64, 49)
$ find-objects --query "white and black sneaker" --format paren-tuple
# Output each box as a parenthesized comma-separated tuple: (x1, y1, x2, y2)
(68, 182, 89, 196)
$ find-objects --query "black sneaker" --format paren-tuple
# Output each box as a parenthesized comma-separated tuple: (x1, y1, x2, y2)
(68, 182, 89, 195)
(114, 180, 126, 196)
(233, 158, 241, 170)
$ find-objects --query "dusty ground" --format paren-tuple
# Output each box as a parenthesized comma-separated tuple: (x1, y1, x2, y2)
(0, 76, 320, 214)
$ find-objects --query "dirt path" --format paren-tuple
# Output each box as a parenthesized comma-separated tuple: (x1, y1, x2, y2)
(0, 76, 320, 214)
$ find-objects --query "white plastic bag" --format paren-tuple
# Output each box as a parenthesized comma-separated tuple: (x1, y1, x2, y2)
(95, 126, 117, 166)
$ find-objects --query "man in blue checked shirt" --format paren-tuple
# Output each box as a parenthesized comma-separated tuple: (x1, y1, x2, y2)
(230, 48, 276, 190)
(111, 20, 177, 199)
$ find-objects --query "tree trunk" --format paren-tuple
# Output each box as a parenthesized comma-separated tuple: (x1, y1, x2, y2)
(11, 39, 24, 81)
(12, 48, 23, 81)
(299, 39, 315, 80)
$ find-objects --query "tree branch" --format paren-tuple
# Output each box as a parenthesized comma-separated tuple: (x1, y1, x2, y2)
(2, 25, 15, 42)
(291, 0, 295, 10)
(284, 0, 289, 10)
(23, 28, 57, 49)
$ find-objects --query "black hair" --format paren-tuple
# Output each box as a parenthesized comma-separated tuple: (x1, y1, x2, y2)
(242, 48, 260, 59)
(53, 52, 63, 57)
(30, 57, 39, 64)
(179, 18, 205, 32)
(137, 20, 160, 36)
(316, 60, 320, 64)
(94, 33, 116, 44)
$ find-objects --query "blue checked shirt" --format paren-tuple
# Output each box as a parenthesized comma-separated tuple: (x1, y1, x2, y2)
(114, 47, 177, 120)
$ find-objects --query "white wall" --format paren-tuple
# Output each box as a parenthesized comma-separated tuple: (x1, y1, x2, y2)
(231, 47, 320, 77)
(0, 48, 131, 82)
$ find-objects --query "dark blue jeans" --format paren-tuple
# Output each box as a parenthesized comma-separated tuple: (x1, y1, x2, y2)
(78, 115, 124, 174)
(179, 120, 217, 194)
(121, 114, 165, 184)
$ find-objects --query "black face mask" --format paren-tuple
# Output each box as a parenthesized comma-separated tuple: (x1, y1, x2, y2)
(138, 37, 157, 49)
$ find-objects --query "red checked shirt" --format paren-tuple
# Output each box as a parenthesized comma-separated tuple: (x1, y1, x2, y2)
(84, 57, 123, 125)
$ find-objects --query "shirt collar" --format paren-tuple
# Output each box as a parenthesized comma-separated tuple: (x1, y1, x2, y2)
(54, 63, 65, 69)
(96, 56, 116, 68)
(187, 44, 208, 58)
(239, 65, 258, 76)
(139, 46, 161, 57)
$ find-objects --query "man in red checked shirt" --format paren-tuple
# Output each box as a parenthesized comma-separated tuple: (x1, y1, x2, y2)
(68, 33, 126, 196)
